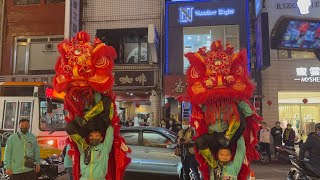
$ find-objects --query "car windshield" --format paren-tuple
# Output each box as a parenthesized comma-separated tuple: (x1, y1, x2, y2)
(159, 128, 178, 142)
(39, 99, 66, 131)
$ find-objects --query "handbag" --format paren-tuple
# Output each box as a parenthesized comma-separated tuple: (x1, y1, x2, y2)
(24, 155, 35, 168)
(174, 147, 181, 157)
(17, 133, 35, 168)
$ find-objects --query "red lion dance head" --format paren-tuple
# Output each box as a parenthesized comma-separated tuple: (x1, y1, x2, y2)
(185, 40, 255, 104)
(53, 31, 116, 120)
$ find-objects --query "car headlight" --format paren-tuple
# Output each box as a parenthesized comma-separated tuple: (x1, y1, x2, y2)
(40, 158, 50, 165)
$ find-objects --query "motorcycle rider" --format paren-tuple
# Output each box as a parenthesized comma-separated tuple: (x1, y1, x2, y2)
(298, 123, 320, 171)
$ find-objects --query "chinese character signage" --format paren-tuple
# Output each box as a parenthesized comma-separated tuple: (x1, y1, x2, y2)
(0, 75, 55, 83)
(294, 66, 320, 82)
(164, 75, 187, 97)
(114, 71, 154, 87)
(70, 0, 81, 38)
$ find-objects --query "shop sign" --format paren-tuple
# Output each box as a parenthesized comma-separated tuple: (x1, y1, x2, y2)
(70, 0, 81, 38)
(273, 0, 320, 14)
(114, 71, 154, 87)
(164, 75, 187, 97)
(0, 75, 55, 84)
(294, 67, 320, 82)
(179, 6, 235, 23)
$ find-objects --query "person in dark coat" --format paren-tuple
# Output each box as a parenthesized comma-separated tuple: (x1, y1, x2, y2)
(271, 121, 283, 153)
(299, 123, 320, 171)
(283, 124, 295, 147)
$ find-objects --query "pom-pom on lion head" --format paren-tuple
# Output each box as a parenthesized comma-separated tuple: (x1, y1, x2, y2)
(53, 31, 116, 93)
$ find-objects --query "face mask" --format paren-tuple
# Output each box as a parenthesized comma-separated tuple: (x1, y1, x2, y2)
(20, 128, 29, 134)
(90, 139, 100, 146)
(182, 125, 188, 130)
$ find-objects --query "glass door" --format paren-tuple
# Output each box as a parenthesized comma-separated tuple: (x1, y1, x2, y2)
(2, 101, 19, 131)
(16, 101, 34, 132)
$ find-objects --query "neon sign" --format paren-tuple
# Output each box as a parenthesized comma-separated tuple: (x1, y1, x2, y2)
(294, 67, 320, 82)
(178, 6, 236, 23)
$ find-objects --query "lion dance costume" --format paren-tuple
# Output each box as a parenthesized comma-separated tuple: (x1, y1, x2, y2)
(53, 31, 130, 180)
(180, 41, 262, 180)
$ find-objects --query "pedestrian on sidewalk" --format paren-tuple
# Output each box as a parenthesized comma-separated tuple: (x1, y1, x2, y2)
(283, 124, 295, 147)
(259, 122, 271, 159)
(4, 119, 40, 180)
(271, 121, 283, 154)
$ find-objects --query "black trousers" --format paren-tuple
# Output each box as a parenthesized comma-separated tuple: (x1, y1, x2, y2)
(260, 142, 271, 159)
(182, 155, 200, 180)
(10, 170, 36, 180)
(273, 140, 282, 154)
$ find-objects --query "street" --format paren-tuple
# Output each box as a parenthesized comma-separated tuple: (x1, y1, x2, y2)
(56, 161, 291, 180)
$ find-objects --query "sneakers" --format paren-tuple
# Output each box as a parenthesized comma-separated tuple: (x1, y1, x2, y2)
(84, 148, 91, 165)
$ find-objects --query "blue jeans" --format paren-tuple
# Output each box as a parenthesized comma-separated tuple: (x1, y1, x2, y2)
(65, 167, 73, 180)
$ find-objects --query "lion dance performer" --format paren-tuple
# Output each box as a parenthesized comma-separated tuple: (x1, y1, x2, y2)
(53, 31, 130, 180)
(181, 41, 262, 180)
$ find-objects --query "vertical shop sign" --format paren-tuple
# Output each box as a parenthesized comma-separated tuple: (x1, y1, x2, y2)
(70, 0, 81, 38)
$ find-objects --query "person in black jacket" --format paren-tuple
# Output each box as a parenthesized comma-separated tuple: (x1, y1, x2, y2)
(271, 121, 283, 154)
(299, 123, 320, 170)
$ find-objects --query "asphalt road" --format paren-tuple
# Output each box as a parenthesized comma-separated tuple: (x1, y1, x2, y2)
(56, 160, 292, 180)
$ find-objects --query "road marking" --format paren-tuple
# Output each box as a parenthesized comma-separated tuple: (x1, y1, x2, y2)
(273, 168, 290, 173)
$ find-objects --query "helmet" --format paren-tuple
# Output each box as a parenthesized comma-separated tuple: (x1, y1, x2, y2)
(315, 123, 320, 130)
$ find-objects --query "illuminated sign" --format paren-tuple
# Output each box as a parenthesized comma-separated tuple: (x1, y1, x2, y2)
(294, 67, 320, 82)
(178, 6, 236, 23)
(297, 0, 312, 14)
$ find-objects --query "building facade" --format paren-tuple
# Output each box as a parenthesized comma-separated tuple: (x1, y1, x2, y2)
(82, 0, 163, 126)
(0, 0, 65, 78)
(164, 0, 251, 122)
(260, 0, 320, 138)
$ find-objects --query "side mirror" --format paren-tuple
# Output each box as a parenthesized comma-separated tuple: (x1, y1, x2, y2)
(166, 144, 177, 149)
(47, 98, 53, 113)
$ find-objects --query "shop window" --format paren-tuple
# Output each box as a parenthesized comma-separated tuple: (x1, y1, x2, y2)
(46, 0, 65, 3)
(14, 36, 63, 75)
(277, 50, 316, 59)
(39, 99, 66, 131)
(143, 131, 173, 148)
(14, 0, 40, 5)
(183, 25, 240, 74)
(96, 28, 149, 64)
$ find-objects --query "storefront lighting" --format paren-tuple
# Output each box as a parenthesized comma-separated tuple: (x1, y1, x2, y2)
(165, 0, 251, 74)
(130, 93, 133, 96)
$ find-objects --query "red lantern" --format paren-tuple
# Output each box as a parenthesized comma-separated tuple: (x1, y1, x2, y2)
(135, 103, 140, 108)
(302, 98, 308, 104)
(267, 100, 272, 106)
(165, 103, 170, 108)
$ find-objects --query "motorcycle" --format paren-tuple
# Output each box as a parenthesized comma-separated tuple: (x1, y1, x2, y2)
(37, 154, 66, 180)
(256, 144, 270, 164)
(276, 140, 302, 164)
(287, 155, 320, 180)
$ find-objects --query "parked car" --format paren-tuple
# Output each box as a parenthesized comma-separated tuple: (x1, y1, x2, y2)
(120, 127, 183, 178)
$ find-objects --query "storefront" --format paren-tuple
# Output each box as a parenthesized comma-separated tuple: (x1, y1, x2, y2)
(165, 0, 250, 75)
(262, 60, 320, 139)
(113, 69, 160, 127)
(164, 0, 250, 122)
(261, 0, 320, 139)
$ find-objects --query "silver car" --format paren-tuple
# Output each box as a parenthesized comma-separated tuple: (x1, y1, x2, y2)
(120, 127, 183, 177)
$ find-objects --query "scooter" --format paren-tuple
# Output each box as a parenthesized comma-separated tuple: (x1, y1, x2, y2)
(287, 155, 320, 180)
(256, 144, 270, 164)
(275, 145, 297, 164)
